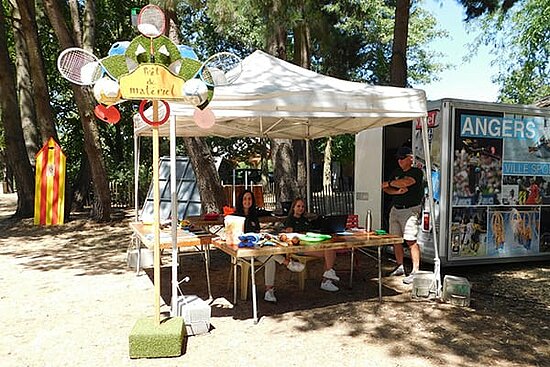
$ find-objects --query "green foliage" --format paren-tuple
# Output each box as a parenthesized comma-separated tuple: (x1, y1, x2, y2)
(469, 0, 549, 103)
(318, 1, 448, 85)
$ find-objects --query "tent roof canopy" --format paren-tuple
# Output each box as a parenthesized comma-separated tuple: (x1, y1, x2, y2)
(134, 50, 427, 139)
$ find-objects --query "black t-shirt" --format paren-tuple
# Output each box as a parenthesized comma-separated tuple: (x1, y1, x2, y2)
(283, 215, 310, 233)
(234, 211, 260, 233)
(389, 166, 424, 207)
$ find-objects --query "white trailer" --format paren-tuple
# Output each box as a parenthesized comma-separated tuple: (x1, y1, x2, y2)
(356, 98, 550, 266)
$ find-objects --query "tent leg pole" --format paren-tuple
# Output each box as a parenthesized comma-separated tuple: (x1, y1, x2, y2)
(306, 138, 311, 211)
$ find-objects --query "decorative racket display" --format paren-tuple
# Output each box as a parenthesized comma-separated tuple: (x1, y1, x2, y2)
(56, 4, 242, 127)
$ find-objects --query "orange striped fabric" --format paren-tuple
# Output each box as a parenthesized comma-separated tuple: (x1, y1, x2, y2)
(34, 138, 66, 225)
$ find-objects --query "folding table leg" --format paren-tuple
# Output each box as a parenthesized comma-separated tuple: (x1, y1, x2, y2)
(378, 246, 382, 302)
(251, 256, 258, 324)
(203, 244, 213, 301)
(232, 256, 237, 304)
(349, 248, 354, 288)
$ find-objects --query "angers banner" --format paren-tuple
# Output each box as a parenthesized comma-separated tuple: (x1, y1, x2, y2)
(450, 110, 550, 259)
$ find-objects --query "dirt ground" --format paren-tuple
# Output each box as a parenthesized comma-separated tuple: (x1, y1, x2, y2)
(1, 193, 548, 367)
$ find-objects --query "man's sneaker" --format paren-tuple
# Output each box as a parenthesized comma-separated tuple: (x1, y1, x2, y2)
(389, 264, 405, 276)
(286, 260, 305, 273)
(264, 288, 277, 302)
(403, 272, 416, 285)
(320, 279, 339, 292)
(322, 268, 340, 281)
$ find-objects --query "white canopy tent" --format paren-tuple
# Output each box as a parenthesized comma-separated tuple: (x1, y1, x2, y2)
(133, 50, 440, 315)
(134, 50, 427, 138)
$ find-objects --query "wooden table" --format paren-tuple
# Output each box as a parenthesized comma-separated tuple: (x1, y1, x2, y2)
(213, 232, 403, 323)
(186, 215, 286, 233)
(129, 222, 213, 299)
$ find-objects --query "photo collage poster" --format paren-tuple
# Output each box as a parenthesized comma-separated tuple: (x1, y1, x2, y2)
(451, 109, 550, 258)
(413, 110, 442, 200)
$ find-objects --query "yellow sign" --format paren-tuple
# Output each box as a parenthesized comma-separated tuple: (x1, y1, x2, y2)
(120, 63, 185, 100)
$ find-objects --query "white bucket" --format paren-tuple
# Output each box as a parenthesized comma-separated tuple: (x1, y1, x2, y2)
(126, 248, 154, 268)
(411, 271, 435, 299)
(224, 215, 245, 245)
(443, 275, 471, 307)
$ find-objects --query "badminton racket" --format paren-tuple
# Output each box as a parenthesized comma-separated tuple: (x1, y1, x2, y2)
(137, 4, 165, 38)
(137, 5, 166, 63)
(57, 47, 103, 86)
(194, 52, 242, 87)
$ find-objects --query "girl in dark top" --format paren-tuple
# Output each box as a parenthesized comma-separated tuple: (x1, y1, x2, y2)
(233, 190, 304, 303)
(283, 198, 340, 292)
(234, 190, 260, 233)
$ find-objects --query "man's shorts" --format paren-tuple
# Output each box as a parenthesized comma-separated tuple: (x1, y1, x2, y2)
(389, 205, 421, 242)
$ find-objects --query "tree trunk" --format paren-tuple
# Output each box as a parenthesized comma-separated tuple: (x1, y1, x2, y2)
(71, 155, 93, 212)
(43, 0, 111, 221)
(322, 137, 332, 214)
(10, 1, 39, 164)
(183, 138, 226, 213)
(292, 16, 311, 199)
(0, 8, 35, 217)
(271, 139, 297, 203)
(14, 0, 59, 143)
(389, 0, 410, 87)
(267, 1, 298, 206)
(292, 140, 306, 198)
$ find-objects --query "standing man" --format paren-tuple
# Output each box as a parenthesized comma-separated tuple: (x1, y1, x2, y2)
(382, 146, 424, 284)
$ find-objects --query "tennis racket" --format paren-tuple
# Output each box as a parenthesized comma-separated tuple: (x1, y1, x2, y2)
(57, 47, 103, 86)
(194, 52, 242, 87)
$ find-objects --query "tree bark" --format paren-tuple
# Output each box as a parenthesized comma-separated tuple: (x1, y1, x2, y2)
(10, 1, 39, 164)
(14, 0, 59, 142)
(183, 138, 227, 213)
(389, 0, 410, 87)
(0, 7, 35, 217)
(292, 13, 311, 199)
(271, 139, 297, 203)
(43, 0, 111, 221)
(267, 1, 299, 206)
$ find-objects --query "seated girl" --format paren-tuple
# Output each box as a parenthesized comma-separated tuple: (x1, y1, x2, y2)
(283, 198, 339, 292)
(234, 190, 304, 303)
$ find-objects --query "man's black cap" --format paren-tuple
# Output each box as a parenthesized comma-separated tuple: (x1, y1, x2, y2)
(395, 146, 413, 159)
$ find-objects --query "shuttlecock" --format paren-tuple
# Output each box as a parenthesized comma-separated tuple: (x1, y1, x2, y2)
(183, 79, 208, 105)
(80, 61, 102, 85)
(93, 77, 121, 105)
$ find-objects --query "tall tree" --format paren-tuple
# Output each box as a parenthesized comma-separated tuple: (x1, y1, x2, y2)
(389, 0, 410, 87)
(9, 1, 40, 164)
(43, 0, 112, 221)
(0, 5, 35, 217)
(461, 0, 548, 103)
(12, 0, 58, 143)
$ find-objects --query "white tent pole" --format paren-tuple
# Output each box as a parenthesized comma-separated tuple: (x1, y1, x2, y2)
(306, 138, 311, 211)
(170, 115, 178, 317)
(232, 168, 236, 207)
(420, 115, 441, 297)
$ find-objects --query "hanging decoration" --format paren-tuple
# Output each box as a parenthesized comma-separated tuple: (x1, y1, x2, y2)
(56, 4, 242, 127)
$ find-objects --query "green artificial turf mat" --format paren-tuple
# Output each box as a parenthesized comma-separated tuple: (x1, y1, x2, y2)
(129, 317, 185, 359)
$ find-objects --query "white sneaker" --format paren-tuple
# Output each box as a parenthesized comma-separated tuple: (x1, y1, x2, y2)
(389, 264, 405, 276)
(322, 268, 340, 281)
(320, 279, 339, 292)
(286, 260, 305, 272)
(264, 288, 277, 302)
(403, 272, 416, 285)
